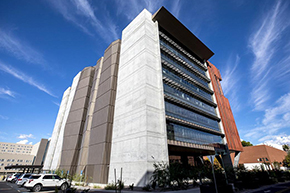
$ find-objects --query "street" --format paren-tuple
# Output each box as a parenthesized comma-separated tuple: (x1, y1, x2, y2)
(0, 181, 56, 193)
(242, 181, 290, 193)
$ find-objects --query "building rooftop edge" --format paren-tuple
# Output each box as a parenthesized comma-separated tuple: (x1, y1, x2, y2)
(152, 6, 214, 61)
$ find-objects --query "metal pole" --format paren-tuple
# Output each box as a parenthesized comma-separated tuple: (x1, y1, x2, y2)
(210, 156, 218, 193)
(120, 168, 122, 193)
(219, 154, 228, 184)
(114, 169, 117, 193)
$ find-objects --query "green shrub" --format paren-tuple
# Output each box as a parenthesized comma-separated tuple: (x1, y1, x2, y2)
(142, 184, 151, 191)
(105, 183, 117, 190)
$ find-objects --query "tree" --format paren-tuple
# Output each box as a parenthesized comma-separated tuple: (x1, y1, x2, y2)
(241, 140, 253, 147)
(283, 152, 290, 168)
(282, 144, 289, 152)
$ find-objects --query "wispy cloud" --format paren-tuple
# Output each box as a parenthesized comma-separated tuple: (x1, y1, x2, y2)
(48, 0, 118, 42)
(245, 92, 290, 140)
(0, 87, 15, 98)
(53, 101, 60, 106)
(249, 0, 290, 110)
(18, 134, 34, 139)
(220, 55, 241, 112)
(0, 115, 9, 120)
(116, 0, 168, 20)
(0, 62, 56, 97)
(170, 0, 182, 19)
(0, 29, 46, 66)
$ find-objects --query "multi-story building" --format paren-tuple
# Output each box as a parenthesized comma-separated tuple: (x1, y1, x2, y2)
(0, 139, 49, 174)
(44, 7, 242, 186)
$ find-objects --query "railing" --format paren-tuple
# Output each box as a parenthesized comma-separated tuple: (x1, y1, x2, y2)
(160, 40, 206, 76)
(162, 68, 213, 101)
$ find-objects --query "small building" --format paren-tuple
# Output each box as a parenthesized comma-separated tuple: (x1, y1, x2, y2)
(239, 145, 287, 170)
(0, 139, 49, 175)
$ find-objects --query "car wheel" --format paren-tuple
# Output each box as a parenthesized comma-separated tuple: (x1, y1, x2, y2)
(60, 183, 68, 191)
(21, 182, 26, 187)
(32, 184, 42, 192)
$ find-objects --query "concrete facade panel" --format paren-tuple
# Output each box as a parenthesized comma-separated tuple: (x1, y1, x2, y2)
(50, 72, 81, 170)
(69, 97, 89, 112)
(78, 76, 93, 90)
(66, 108, 87, 124)
(108, 9, 168, 186)
(80, 67, 95, 80)
(89, 123, 108, 145)
(43, 88, 71, 170)
(64, 121, 85, 136)
(74, 86, 91, 101)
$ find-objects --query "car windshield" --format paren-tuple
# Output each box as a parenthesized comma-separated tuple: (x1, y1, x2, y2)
(23, 174, 31, 178)
(19, 174, 25, 178)
(29, 175, 41, 179)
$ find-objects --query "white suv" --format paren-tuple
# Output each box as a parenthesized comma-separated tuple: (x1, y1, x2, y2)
(24, 174, 70, 192)
(16, 173, 32, 186)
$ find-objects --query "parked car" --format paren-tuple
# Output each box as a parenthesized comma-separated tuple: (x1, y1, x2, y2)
(6, 173, 20, 182)
(11, 174, 21, 183)
(24, 174, 70, 192)
(16, 173, 32, 186)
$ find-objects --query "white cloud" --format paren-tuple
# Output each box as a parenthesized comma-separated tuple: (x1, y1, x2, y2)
(18, 134, 34, 139)
(28, 142, 33, 145)
(0, 87, 15, 98)
(245, 93, 290, 140)
(261, 142, 283, 151)
(0, 62, 56, 97)
(0, 29, 46, 66)
(170, 0, 182, 19)
(258, 135, 290, 151)
(16, 139, 29, 144)
(116, 0, 163, 20)
(48, 0, 118, 42)
(53, 101, 60, 106)
(221, 54, 241, 112)
(249, 0, 290, 110)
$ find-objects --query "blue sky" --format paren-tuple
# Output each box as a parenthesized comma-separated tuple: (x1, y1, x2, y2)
(0, 0, 290, 148)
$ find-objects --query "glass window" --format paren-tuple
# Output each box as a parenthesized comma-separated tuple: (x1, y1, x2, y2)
(163, 84, 216, 115)
(160, 39, 205, 75)
(161, 52, 209, 87)
(165, 101, 220, 131)
(24, 174, 31, 178)
(43, 175, 53, 179)
(162, 68, 212, 101)
(53, 175, 61, 179)
(167, 123, 222, 145)
(29, 175, 41, 179)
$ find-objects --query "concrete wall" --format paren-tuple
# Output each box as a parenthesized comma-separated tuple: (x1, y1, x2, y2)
(60, 67, 95, 173)
(86, 40, 121, 183)
(108, 9, 169, 186)
(33, 138, 49, 165)
(50, 72, 81, 170)
(76, 57, 104, 175)
(43, 88, 71, 170)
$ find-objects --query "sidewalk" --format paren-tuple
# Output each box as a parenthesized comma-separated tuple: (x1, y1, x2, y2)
(85, 187, 200, 193)
(83, 188, 200, 193)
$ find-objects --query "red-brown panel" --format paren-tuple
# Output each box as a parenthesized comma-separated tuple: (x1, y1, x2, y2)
(207, 61, 243, 152)
(239, 145, 286, 164)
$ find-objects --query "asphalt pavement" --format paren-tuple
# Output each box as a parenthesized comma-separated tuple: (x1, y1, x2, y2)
(2, 180, 290, 193)
(0, 181, 56, 193)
